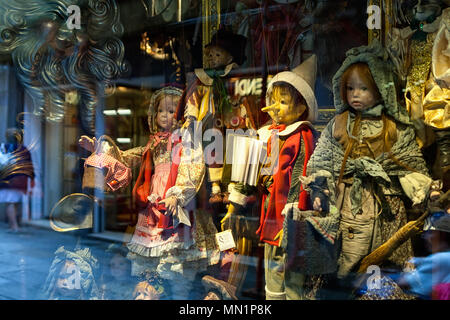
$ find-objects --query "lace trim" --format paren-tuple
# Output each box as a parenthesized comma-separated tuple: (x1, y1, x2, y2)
(127, 239, 194, 258)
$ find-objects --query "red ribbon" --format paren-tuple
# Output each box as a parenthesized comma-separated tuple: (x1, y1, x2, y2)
(267, 122, 286, 156)
(268, 122, 287, 132)
(146, 197, 174, 230)
(150, 132, 172, 152)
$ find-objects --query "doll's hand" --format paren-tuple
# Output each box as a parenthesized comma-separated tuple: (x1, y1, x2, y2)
(160, 196, 178, 216)
(312, 191, 330, 213)
(147, 194, 159, 204)
(78, 135, 97, 152)
(313, 197, 323, 212)
(430, 191, 441, 201)
(428, 190, 450, 214)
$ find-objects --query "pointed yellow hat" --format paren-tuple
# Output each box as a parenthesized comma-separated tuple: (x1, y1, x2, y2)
(266, 54, 318, 123)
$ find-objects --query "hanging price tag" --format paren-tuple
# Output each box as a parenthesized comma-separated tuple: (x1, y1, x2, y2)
(215, 229, 236, 251)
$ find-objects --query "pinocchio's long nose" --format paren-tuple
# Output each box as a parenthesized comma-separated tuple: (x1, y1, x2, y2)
(261, 103, 279, 113)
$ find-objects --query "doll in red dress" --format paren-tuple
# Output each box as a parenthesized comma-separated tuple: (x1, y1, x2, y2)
(80, 86, 218, 299)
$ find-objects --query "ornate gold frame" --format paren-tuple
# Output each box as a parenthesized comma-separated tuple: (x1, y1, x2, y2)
(368, 0, 395, 46)
(202, 0, 221, 67)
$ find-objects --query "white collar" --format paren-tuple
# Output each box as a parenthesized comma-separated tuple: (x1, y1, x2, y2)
(257, 120, 313, 142)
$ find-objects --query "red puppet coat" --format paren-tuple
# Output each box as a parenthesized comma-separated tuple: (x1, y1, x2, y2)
(256, 121, 315, 246)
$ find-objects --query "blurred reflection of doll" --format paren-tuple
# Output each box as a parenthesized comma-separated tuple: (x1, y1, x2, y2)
(99, 244, 135, 300)
(311, 0, 367, 90)
(387, 1, 450, 191)
(247, 0, 315, 70)
(132, 271, 169, 300)
(133, 281, 161, 300)
(41, 246, 100, 300)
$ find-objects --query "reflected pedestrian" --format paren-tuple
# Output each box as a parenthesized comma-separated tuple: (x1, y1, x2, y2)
(0, 128, 34, 233)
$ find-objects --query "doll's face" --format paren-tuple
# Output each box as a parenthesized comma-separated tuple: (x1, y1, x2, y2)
(55, 260, 81, 298)
(109, 254, 129, 281)
(265, 86, 306, 125)
(412, 0, 443, 22)
(152, 95, 178, 132)
(133, 282, 161, 300)
(346, 69, 379, 111)
(204, 45, 233, 69)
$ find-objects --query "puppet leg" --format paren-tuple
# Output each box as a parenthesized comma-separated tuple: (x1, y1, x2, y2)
(264, 243, 287, 300)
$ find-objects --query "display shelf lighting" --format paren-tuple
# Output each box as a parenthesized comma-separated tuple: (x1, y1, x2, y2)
(117, 108, 132, 115)
(103, 109, 117, 116)
(116, 138, 131, 144)
(103, 109, 132, 116)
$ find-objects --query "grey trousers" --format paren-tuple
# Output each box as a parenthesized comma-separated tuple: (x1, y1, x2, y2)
(264, 243, 305, 300)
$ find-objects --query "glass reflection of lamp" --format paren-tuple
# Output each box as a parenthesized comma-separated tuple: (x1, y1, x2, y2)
(140, 32, 182, 81)
(140, 32, 170, 60)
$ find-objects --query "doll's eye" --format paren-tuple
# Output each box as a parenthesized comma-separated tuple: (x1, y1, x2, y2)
(280, 100, 286, 104)
(347, 86, 353, 90)
(362, 87, 367, 91)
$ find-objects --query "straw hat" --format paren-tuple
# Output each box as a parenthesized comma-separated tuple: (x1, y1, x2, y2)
(49, 193, 94, 232)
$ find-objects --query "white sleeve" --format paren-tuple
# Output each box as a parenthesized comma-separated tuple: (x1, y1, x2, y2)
(399, 172, 432, 205)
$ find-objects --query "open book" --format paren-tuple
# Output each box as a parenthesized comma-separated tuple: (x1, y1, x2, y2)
(226, 132, 265, 186)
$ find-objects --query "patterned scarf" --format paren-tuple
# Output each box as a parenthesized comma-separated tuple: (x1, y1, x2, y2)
(205, 68, 232, 114)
